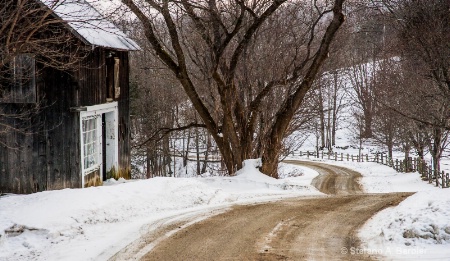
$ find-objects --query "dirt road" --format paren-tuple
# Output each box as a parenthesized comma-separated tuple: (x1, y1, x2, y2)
(283, 160, 364, 195)
(111, 161, 412, 261)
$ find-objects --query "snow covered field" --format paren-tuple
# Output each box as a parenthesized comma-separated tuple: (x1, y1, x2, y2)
(1, 158, 449, 261)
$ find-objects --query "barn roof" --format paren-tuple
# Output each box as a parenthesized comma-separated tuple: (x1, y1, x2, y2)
(41, 0, 140, 51)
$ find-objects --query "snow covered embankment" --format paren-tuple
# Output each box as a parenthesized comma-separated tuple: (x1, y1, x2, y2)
(333, 161, 450, 258)
(0, 159, 321, 261)
(304, 158, 450, 260)
(359, 189, 450, 260)
(285, 156, 450, 260)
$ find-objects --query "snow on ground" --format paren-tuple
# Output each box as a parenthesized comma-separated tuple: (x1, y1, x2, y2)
(360, 189, 450, 261)
(200, 159, 321, 195)
(288, 157, 434, 193)
(1, 156, 449, 261)
(287, 155, 450, 260)
(0, 159, 322, 261)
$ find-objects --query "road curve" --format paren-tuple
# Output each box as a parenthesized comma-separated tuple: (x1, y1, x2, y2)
(140, 193, 411, 261)
(110, 160, 413, 261)
(283, 160, 364, 195)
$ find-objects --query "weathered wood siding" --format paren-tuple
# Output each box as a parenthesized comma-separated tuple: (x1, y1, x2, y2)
(0, 48, 132, 194)
(117, 51, 131, 177)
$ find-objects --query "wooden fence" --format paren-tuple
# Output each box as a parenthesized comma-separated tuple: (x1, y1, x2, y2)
(291, 151, 449, 189)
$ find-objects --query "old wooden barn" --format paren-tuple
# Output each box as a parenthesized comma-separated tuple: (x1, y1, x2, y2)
(0, 0, 139, 193)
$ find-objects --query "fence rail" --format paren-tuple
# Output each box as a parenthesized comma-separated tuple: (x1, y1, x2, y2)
(291, 151, 449, 189)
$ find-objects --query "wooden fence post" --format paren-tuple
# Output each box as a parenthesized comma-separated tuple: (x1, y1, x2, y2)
(366, 154, 369, 162)
(307, 151, 310, 158)
(395, 159, 399, 172)
(418, 159, 422, 177)
(428, 166, 433, 183)
(321, 151, 324, 159)
(334, 152, 337, 161)
(421, 159, 425, 175)
(424, 162, 428, 178)
(341, 153, 343, 161)
(418, 159, 421, 175)
(404, 160, 407, 172)
(381, 154, 384, 165)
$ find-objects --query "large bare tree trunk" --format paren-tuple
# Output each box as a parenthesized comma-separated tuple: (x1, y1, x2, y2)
(124, 0, 345, 178)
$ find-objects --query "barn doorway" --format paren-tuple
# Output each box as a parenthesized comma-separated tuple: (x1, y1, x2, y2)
(102, 111, 116, 181)
(80, 102, 119, 188)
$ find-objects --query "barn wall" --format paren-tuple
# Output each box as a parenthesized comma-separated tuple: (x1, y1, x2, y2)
(0, 104, 46, 193)
(117, 51, 131, 178)
(0, 47, 132, 194)
(78, 49, 131, 180)
(0, 66, 81, 193)
(77, 48, 107, 106)
(41, 66, 81, 191)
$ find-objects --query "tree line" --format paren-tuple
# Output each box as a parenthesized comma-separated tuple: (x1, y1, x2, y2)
(1, 0, 448, 180)
(126, 0, 449, 179)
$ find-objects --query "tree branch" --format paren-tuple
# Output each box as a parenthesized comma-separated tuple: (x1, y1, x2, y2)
(135, 122, 207, 148)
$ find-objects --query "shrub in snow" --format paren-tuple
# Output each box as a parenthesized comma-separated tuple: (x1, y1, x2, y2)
(277, 163, 305, 179)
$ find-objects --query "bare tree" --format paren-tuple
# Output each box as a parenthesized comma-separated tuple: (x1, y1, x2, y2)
(0, 0, 88, 147)
(376, 0, 450, 130)
(382, 0, 450, 183)
(367, 59, 394, 157)
(122, 0, 345, 177)
(0, 0, 88, 77)
(346, 57, 379, 139)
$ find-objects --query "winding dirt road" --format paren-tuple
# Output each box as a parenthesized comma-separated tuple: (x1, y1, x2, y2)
(284, 160, 364, 195)
(110, 161, 412, 261)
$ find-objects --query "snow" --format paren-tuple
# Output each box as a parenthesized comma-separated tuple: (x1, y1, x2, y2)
(291, 158, 434, 193)
(198, 159, 321, 195)
(40, 0, 139, 51)
(1, 156, 449, 260)
(359, 189, 450, 260)
(0, 159, 322, 261)
(287, 156, 450, 260)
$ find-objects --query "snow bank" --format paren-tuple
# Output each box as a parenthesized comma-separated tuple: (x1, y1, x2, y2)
(0, 159, 321, 261)
(286, 156, 432, 193)
(333, 161, 432, 193)
(286, 156, 450, 260)
(0, 178, 226, 261)
(359, 189, 450, 260)
(198, 159, 322, 195)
